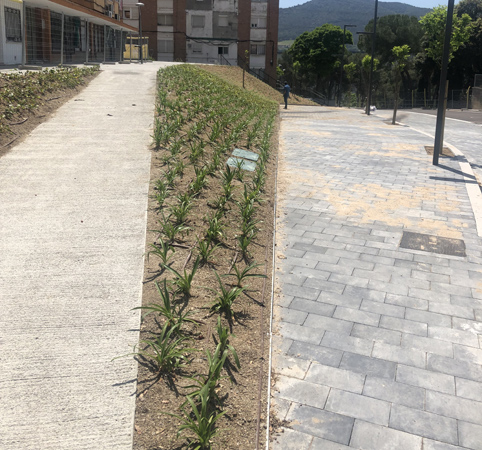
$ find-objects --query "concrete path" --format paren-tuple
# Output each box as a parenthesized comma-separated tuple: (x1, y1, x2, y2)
(271, 106, 482, 450)
(0, 62, 171, 449)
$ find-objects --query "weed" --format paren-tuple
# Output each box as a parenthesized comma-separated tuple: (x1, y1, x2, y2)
(166, 388, 225, 450)
(237, 231, 256, 258)
(133, 280, 196, 333)
(205, 213, 224, 243)
(155, 214, 190, 242)
(222, 261, 266, 288)
(210, 272, 244, 318)
(196, 237, 220, 264)
(190, 165, 208, 194)
(147, 240, 175, 265)
(170, 197, 192, 225)
(214, 316, 240, 370)
(162, 256, 201, 296)
(118, 322, 194, 373)
(220, 165, 236, 186)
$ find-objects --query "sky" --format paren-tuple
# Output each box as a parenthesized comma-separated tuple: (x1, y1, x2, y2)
(279, 0, 460, 8)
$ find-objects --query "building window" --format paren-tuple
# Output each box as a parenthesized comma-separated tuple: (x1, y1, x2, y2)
(218, 15, 228, 27)
(192, 43, 203, 53)
(5, 7, 22, 42)
(250, 44, 266, 55)
(124, 8, 138, 19)
(251, 17, 267, 29)
(158, 39, 174, 53)
(158, 14, 173, 26)
(218, 46, 228, 55)
(191, 15, 205, 28)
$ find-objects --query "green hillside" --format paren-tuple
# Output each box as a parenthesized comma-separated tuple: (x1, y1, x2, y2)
(279, 0, 431, 43)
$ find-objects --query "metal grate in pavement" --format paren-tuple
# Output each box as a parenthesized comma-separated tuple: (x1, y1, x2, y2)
(399, 231, 466, 257)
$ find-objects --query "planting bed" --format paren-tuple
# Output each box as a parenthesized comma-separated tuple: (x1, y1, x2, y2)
(0, 66, 99, 154)
(132, 65, 282, 450)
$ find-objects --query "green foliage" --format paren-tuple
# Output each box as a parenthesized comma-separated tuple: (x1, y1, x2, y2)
(358, 15, 423, 63)
(170, 196, 192, 225)
(456, 0, 482, 19)
(289, 24, 352, 79)
(205, 213, 225, 243)
(168, 379, 225, 449)
(156, 213, 190, 242)
(0, 66, 98, 135)
(147, 240, 175, 265)
(419, 5, 473, 67)
(162, 256, 201, 297)
(196, 237, 220, 264)
(362, 55, 380, 73)
(210, 272, 244, 318)
(222, 261, 266, 288)
(392, 45, 411, 72)
(133, 280, 196, 333)
(214, 316, 240, 370)
(120, 322, 193, 373)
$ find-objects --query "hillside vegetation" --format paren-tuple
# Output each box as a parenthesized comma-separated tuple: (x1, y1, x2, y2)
(198, 65, 317, 106)
(279, 0, 431, 42)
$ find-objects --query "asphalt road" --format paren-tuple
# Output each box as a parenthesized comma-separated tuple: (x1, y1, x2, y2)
(403, 108, 482, 125)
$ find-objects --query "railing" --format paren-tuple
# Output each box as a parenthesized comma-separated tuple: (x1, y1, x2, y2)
(237, 54, 278, 88)
(219, 54, 232, 66)
(369, 88, 473, 110)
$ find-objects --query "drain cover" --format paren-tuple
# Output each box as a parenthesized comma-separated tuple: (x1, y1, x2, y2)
(226, 157, 256, 172)
(399, 231, 466, 257)
(425, 146, 455, 157)
(232, 149, 259, 162)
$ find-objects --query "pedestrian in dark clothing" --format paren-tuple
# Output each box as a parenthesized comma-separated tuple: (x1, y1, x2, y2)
(283, 82, 290, 109)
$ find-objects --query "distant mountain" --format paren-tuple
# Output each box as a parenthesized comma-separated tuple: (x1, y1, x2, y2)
(279, 0, 431, 43)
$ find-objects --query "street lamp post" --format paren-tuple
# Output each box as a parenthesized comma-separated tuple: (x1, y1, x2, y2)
(136, 2, 144, 64)
(433, 0, 455, 166)
(367, 0, 379, 115)
(338, 24, 356, 107)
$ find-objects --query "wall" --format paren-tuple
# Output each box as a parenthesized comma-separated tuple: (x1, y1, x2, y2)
(1, 0, 24, 65)
(173, 0, 186, 61)
(237, 0, 250, 64)
(264, 0, 279, 86)
(157, 0, 173, 61)
(212, 11, 237, 40)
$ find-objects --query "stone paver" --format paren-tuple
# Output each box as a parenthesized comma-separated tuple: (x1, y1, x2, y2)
(0, 62, 172, 450)
(270, 106, 482, 449)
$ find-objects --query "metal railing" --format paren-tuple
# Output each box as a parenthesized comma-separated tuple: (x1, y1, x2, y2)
(370, 88, 473, 110)
(237, 54, 278, 88)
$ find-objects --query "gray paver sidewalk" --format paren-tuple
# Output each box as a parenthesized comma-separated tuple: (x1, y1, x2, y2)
(270, 106, 482, 450)
(0, 63, 173, 449)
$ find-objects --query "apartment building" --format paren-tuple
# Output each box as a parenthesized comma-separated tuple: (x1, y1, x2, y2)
(122, 0, 279, 86)
(0, 0, 136, 65)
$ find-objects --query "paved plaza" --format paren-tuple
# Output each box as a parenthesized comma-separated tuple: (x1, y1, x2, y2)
(271, 106, 482, 450)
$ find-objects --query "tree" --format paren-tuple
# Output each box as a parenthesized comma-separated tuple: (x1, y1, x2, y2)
(451, 0, 482, 88)
(456, 0, 482, 19)
(358, 15, 423, 63)
(289, 24, 353, 98)
(391, 45, 411, 124)
(419, 6, 473, 68)
(361, 55, 379, 106)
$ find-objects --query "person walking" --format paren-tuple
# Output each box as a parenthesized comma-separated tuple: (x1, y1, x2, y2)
(283, 81, 291, 109)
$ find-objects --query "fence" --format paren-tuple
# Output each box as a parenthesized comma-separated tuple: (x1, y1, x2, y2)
(123, 36, 148, 62)
(342, 88, 473, 110)
(23, 5, 132, 65)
